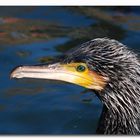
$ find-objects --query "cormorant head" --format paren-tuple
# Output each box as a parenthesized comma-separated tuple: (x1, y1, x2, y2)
(11, 38, 139, 94)
(10, 38, 140, 134)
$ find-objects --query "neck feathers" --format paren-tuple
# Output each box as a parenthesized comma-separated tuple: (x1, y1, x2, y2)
(97, 78, 140, 134)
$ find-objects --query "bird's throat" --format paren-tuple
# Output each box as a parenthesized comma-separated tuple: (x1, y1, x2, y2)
(96, 88, 140, 134)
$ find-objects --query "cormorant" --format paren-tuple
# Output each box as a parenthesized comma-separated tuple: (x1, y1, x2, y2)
(10, 38, 140, 134)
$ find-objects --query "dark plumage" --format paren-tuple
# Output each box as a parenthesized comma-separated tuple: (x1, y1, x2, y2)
(11, 38, 140, 134)
(63, 38, 140, 134)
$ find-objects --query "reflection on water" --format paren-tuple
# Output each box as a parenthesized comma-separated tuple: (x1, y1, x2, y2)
(0, 6, 140, 134)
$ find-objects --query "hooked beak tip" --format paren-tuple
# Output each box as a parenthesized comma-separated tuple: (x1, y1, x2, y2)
(10, 66, 24, 79)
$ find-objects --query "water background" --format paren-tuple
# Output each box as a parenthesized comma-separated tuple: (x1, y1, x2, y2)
(0, 6, 140, 134)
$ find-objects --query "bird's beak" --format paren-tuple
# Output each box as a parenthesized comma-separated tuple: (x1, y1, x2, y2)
(10, 63, 108, 91)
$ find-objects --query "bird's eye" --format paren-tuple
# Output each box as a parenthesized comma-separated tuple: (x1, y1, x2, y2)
(76, 65, 86, 72)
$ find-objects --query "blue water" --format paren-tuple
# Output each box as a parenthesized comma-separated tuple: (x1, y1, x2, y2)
(0, 7, 140, 134)
(16, 7, 95, 27)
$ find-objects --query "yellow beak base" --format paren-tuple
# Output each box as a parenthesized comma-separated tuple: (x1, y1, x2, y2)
(11, 62, 109, 91)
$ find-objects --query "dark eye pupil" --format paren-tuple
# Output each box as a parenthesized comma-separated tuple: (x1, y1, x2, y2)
(76, 65, 86, 72)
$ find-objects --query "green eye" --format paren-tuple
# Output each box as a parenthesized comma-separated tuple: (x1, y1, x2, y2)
(76, 65, 86, 72)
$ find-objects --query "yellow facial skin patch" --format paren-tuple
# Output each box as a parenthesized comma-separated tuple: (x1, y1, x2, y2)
(62, 63, 108, 91)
